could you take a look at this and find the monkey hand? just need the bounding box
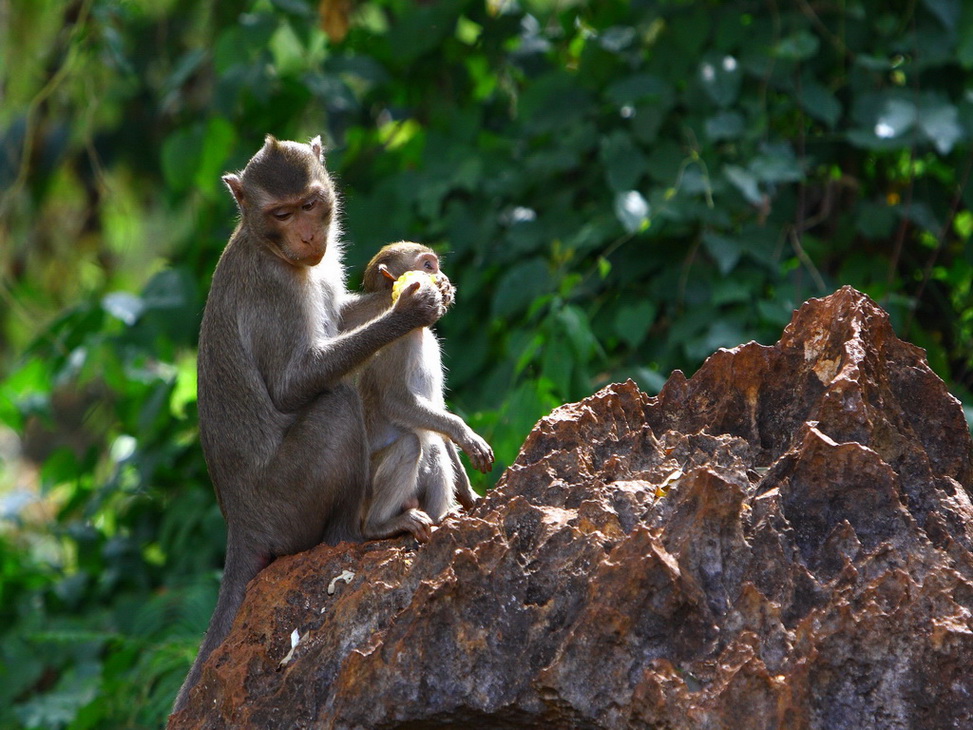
[434,272,456,310]
[461,431,495,473]
[391,278,445,328]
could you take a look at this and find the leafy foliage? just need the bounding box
[1,0,972,726]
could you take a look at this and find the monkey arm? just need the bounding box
[338,290,380,331]
[382,392,494,473]
[272,310,423,413]
[384,392,469,440]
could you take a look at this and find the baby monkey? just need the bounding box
[346,242,494,542]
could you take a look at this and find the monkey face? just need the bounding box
[261,183,335,266]
[225,135,337,267]
[364,242,449,294]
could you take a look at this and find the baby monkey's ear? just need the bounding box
[310,135,324,164]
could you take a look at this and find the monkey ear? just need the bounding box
[310,135,324,164]
[222,173,245,209]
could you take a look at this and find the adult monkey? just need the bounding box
[171,135,445,713]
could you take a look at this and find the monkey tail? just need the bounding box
[170,535,266,715]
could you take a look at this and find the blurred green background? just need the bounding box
[1,0,972,726]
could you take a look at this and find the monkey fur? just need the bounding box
[344,242,494,543]
[172,138,445,714]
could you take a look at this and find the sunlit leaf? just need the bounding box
[613,190,650,233]
[917,96,962,154]
[698,53,742,107]
[102,292,144,326]
[874,98,917,140]
[724,165,761,204]
[193,118,237,195]
[598,25,637,53]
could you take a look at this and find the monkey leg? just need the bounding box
[364,432,433,542]
[262,384,371,550]
[416,433,460,523]
[447,440,479,510]
[363,507,434,543]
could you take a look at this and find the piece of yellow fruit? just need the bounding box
[391,270,438,302]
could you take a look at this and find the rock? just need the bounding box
[168,286,973,729]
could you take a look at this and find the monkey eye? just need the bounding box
[272,210,292,221]
[423,260,434,270]
[302,200,316,212]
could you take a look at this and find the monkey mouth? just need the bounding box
[279,243,326,267]
[299,248,326,266]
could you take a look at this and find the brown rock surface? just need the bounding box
[169,286,973,729]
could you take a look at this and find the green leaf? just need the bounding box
[711,277,751,305]
[540,337,573,395]
[749,143,804,184]
[798,80,842,128]
[598,25,637,53]
[161,118,235,196]
[959,2,973,67]
[270,0,314,17]
[519,72,593,133]
[724,164,761,204]
[874,98,917,141]
[142,269,192,311]
[557,304,600,360]
[613,300,657,349]
[698,53,742,108]
[773,30,820,60]
[922,0,960,31]
[193,118,237,195]
[491,258,551,319]
[605,74,672,107]
[703,233,742,275]
[917,96,962,154]
[705,110,745,140]
[161,126,202,192]
[856,200,898,239]
[688,319,747,361]
[601,131,648,192]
